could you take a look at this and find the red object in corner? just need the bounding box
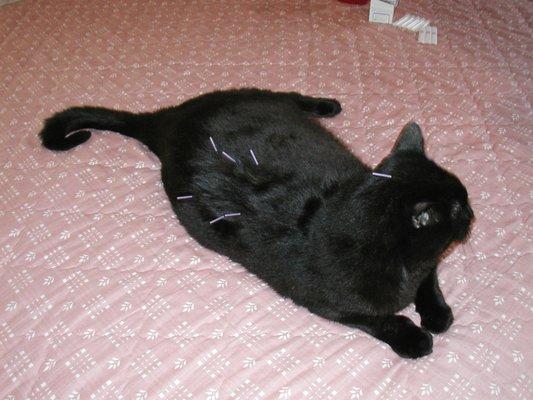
[338,0,370,4]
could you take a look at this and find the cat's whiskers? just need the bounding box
[176,195,193,200]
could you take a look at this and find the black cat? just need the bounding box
[40,88,474,358]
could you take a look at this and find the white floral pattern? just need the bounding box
[0,0,531,399]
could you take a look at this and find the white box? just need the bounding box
[418,26,438,45]
[393,14,430,31]
[369,0,397,24]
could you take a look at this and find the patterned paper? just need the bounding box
[0,0,532,399]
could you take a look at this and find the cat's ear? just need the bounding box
[392,122,425,155]
[411,201,440,229]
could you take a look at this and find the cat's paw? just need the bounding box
[420,305,454,334]
[388,318,433,359]
[316,99,342,117]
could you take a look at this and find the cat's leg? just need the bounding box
[278,92,342,118]
[415,269,453,333]
[310,307,432,358]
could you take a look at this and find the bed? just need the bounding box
[1,0,531,398]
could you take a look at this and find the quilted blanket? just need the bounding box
[1,0,531,399]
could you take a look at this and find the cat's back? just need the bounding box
[174,89,364,176]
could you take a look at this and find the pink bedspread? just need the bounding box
[1,0,531,398]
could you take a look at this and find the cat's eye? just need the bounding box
[412,211,430,229]
[412,203,440,229]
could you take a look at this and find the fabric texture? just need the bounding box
[0,1,22,7]
[0,0,531,399]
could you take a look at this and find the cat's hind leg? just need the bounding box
[278,92,342,118]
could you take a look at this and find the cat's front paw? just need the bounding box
[388,318,433,359]
[420,305,454,334]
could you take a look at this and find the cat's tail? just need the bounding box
[39,106,159,155]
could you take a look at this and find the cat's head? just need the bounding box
[373,122,474,259]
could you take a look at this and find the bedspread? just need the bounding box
[0,0,531,399]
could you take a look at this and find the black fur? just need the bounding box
[39,88,474,358]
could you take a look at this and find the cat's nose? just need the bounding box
[465,203,474,220]
[451,201,474,221]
